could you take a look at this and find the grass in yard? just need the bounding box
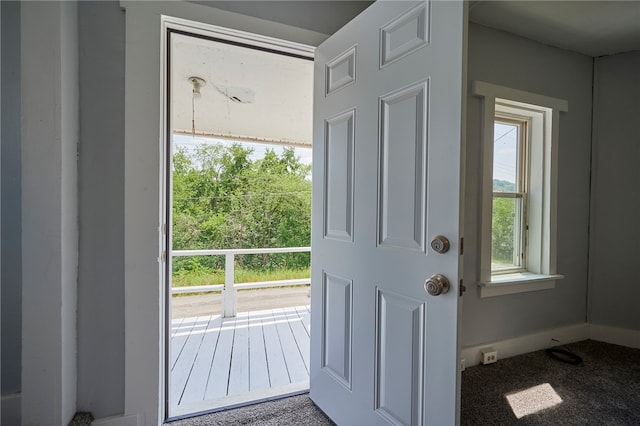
[172,267,311,288]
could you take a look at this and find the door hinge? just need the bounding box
[459,279,466,297]
[459,237,464,255]
[161,250,167,263]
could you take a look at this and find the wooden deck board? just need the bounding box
[296,305,311,335]
[204,317,235,400]
[171,317,199,368]
[273,308,308,383]
[284,307,311,372]
[180,315,222,404]
[171,305,310,414]
[248,311,270,392]
[170,316,208,404]
[227,312,250,396]
[262,310,291,387]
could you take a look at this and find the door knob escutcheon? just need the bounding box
[424,274,450,296]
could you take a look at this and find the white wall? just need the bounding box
[462,23,594,347]
[12,1,633,422]
[76,1,126,418]
[588,51,640,332]
[1,0,21,399]
[21,2,79,424]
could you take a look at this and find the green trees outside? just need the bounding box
[172,141,311,286]
[492,198,516,264]
[172,144,519,282]
[492,179,516,266]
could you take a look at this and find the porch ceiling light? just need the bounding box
[189,76,206,97]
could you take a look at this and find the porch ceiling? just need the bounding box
[171,32,314,146]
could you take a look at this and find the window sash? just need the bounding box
[491,116,528,274]
[491,194,527,274]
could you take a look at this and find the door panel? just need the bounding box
[324,110,356,241]
[378,81,428,251]
[375,289,425,425]
[379,2,430,67]
[311,1,465,425]
[321,272,353,388]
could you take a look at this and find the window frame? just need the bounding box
[473,81,567,298]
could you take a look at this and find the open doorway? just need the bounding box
[166,28,315,418]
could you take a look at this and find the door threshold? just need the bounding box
[167,380,310,422]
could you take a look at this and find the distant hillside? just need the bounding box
[493,179,516,192]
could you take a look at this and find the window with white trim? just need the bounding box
[473,82,567,298]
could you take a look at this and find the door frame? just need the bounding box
[163,19,314,421]
[121,1,324,423]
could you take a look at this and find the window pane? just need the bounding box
[493,122,519,192]
[492,197,519,269]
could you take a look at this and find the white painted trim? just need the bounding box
[461,323,640,368]
[121,2,327,424]
[162,16,316,59]
[472,81,568,112]
[473,81,568,297]
[479,273,563,298]
[1,393,21,425]
[91,413,141,426]
[21,3,79,424]
[461,323,590,367]
[590,324,640,349]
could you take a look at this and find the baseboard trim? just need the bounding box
[92,413,141,426]
[1,393,21,425]
[590,324,640,349]
[461,323,590,367]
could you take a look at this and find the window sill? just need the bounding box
[478,273,564,298]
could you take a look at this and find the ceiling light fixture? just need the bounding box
[188,77,206,136]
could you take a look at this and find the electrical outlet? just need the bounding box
[460,358,466,372]
[481,349,498,365]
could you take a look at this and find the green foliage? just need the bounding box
[172,142,311,280]
[492,197,515,265]
[172,266,311,288]
[492,177,519,266]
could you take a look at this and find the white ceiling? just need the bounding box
[171,33,314,145]
[193,1,374,35]
[469,1,640,57]
[173,1,638,146]
[197,1,640,57]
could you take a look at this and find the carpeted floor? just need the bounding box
[166,340,640,425]
[167,393,334,426]
[461,340,640,425]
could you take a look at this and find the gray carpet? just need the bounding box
[461,340,640,425]
[68,412,93,426]
[168,394,334,425]
[167,340,640,425]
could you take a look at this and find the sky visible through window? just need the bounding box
[493,122,518,185]
[173,134,313,171]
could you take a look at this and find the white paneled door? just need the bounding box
[310,1,465,425]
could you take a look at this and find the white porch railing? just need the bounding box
[171,247,311,317]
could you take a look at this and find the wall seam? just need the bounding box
[585,56,599,325]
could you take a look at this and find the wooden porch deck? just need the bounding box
[170,305,311,416]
